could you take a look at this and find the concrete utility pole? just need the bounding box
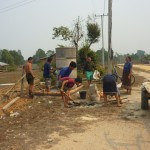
[108,0,113,73]
[95,14,107,67]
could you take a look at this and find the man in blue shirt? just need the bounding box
[43,57,53,93]
[57,61,77,88]
[103,74,121,107]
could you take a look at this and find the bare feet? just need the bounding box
[120,100,123,104]
[117,103,122,107]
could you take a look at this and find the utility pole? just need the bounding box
[95,14,107,67]
[108,0,113,73]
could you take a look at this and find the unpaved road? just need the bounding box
[47,86,150,150]
[0,65,150,150]
[38,67,150,150]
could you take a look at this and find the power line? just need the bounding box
[0,0,28,10]
[0,0,36,14]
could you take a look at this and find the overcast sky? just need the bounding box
[0,0,150,59]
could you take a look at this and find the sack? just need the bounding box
[93,70,100,80]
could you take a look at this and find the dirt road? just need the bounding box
[38,68,150,150]
[0,65,150,150]
[47,86,150,150]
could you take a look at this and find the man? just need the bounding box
[60,77,82,108]
[83,56,96,86]
[102,74,121,107]
[43,57,53,93]
[23,57,34,98]
[57,61,77,88]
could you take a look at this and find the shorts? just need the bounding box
[45,78,51,88]
[85,71,93,80]
[103,75,117,95]
[26,73,34,85]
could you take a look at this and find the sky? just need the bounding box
[0,0,150,59]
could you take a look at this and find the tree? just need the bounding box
[52,26,72,41]
[0,50,2,60]
[33,49,46,63]
[1,49,14,65]
[96,49,108,65]
[46,50,54,57]
[86,22,100,48]
[78,45,97,69]
[9,50,24,65]
[52,17,83,52]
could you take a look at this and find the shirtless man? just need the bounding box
[23,57,35,98]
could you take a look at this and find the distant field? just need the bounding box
[118,64,150,72]
[0,69,42,84]
[133,64,150,72]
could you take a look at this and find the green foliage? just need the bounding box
[96,49,108,65]
[51,74,56,86]
[52,26,72,41]
[52,20,100,51]
[77,70,84,79]
[7,64,17,72]
[1,49,14,65]
[87,51,97,63]
[0,49,24,66]
[96,65,107,76]
[78,45,90,68]
[87,23,100,48]
[33,49,46,63]
[38,61,44,71]
[78,45,97,70]
[46,50,54,57]
[9,50,24,65]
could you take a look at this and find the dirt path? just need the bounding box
[37,69,150,150]
[0,66,150,150]
[37,86,150,150]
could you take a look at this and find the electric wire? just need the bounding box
[0,0,36,14]
[0,0,29,10]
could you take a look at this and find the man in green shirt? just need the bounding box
[83,56,96,86]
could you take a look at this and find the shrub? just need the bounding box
[7,64,17,72]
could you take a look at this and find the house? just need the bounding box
[40,54,56,65]
[0,62,9,71]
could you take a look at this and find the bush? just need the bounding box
[77,70,84,79]
[7,64,17,72]
[51,74,56,86]
[96,65,107,76]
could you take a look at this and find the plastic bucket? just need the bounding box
[79,91,86,99]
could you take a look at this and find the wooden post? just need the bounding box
[20,68,25,96]
[108,0,113,74]
[5,74,26,95]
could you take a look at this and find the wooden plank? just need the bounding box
[34,85,84,96]
[70,85,84,94]
[5,74,26,95]
[34,91,61,96]
[0,83,15,86]
[2,97,20,111]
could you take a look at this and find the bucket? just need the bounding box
[79,91,86,99]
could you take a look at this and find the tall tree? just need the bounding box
[52,17,84,52]
[33,49,46,63]
[46,50,54,57]
[1,49,14,65]
[9,50,24,65]
[86,22,100,48]
[78,45,97,69]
